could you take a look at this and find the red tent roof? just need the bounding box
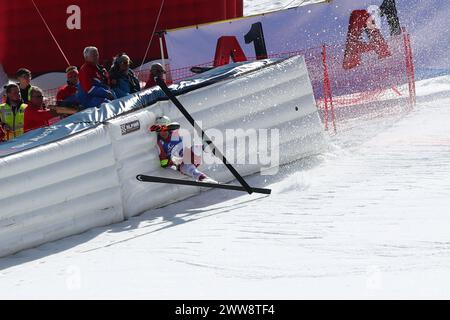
[0,0,243,75]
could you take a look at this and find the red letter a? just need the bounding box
[343,10,391,70]
[213,36,247,67]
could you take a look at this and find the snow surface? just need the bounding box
[1,74,450,299]
[2,0,450,300]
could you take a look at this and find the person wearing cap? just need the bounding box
[0,83,27,141]
[144,63,166,89]
[16,68,32,103]
[109,53,140,99]
[24,86,60,133]
[78,46,116,109]
[150,116,218,183]
[56,66,80,107]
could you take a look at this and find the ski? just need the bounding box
[136,174,271,195]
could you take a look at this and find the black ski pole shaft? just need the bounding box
[155,76,254,194]
[137,174,271,195]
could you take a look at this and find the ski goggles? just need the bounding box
[149,123,180,133]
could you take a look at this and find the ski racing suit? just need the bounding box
[156,131,204,181]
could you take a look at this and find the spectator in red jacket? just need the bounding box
[56,66,80,107]
[78,46,116,109]
[24,87,60,133]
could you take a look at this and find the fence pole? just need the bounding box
[407,33,416,105]
[322,45,329,131]
[322,45,336,133]
[402,28,414,109]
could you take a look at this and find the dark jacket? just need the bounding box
[109,67,140,99]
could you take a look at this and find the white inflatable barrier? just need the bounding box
[0,56,326,257]
[0,126,124,257]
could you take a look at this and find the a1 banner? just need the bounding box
[165,0,403,72]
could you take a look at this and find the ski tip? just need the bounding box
[136,175,143,181]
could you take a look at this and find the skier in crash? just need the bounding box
[151,115,217,184]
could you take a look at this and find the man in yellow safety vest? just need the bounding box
[0,83,28,141]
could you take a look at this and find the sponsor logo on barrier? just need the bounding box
[120,120,140,136]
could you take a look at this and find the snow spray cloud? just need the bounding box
[176,121,280,175]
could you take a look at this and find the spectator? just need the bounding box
[78,46,115,109]
[0,83,27,140]
[16,68,32,103]
[144,63,167,90]
[109,53,140,98]
[24,86,60,133]
[56,66,80,107]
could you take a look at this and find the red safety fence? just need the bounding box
[42,30,415,133]
[43,87,60,106]
[156,30,416,133]
[312,30,416,132]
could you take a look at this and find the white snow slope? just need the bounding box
[0,74,450,299]
[1,1,450,300]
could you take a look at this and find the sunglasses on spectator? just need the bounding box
[32,95,43,99]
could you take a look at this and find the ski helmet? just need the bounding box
[155,116,171,126]
[149,116,180,133]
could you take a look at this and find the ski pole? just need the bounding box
[154,74,254,195]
